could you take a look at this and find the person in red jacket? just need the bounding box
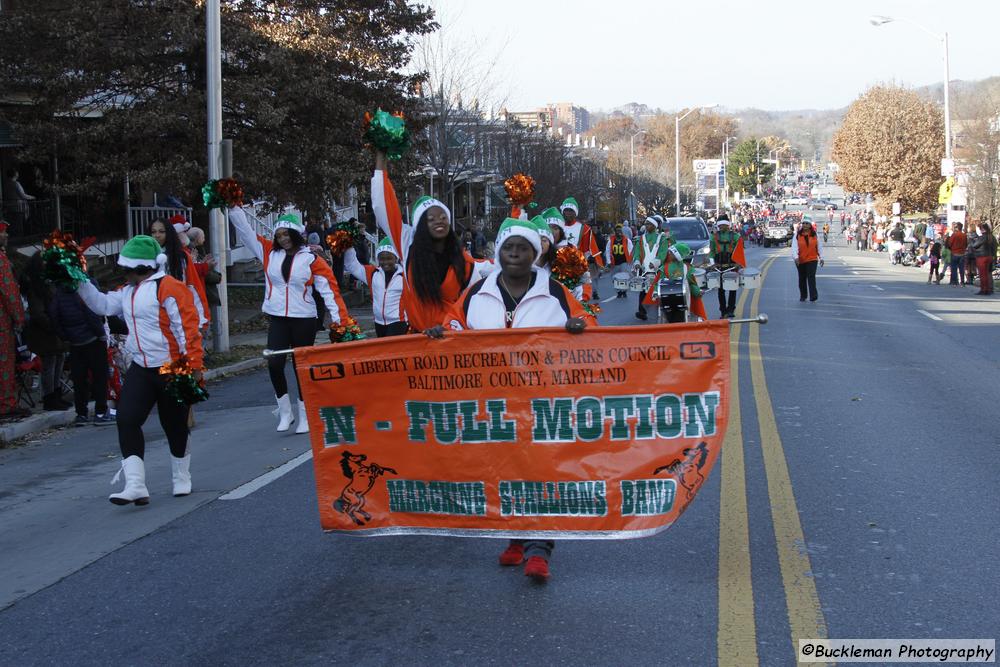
[77,235,204,506]
[0,220,26,420]
[945,222,968,286]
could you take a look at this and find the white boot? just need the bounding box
[295,399,309,434]
[109,455,150,506]
[171,454,192,496]
[275,394,294,432]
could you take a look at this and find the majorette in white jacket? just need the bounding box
[229,207,347,322]
[78,271,204,369]
[444,267,595,331]
[343,248,405,326]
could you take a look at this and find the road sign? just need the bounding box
[693,159,722,175]
[892,202,901,215]
[941,158,955,177]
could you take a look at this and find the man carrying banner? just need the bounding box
[426,217,595,581]
[710,215,746,319]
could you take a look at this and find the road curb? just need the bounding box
[0,356,268,444]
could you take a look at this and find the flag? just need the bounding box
[731,236,746,268]
[690,296,708,321]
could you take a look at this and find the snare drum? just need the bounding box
[722,271,740,291]
[692,268,707,290]
[613,272,631,291]
[740,267,762,289]
[706,270,721,290]
[656,278,685,298]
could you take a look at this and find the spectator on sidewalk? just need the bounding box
[49,277,112,425]
[0,220,27,420]
[186,227,221,308]
[972,222,996,295]
[2,168,35,234]
[928,240,942,284]
[945,222,968,286]
[20,253,70,411]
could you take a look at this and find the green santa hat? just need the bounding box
[669,242,692,262]
[541,206,564,230]
[530,215,553,243]
[495,217,541,258]
[118,235,167,270]
[274,213,305,235]
[560,197,579,216]
[375,236,399,259]
[411,195,451,229]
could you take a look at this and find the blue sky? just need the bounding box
[427,0,998,112]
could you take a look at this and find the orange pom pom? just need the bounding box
[504,173,536,207]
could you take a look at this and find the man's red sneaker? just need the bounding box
[524,555,550,581]
[498,543,524,566]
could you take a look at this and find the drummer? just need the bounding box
[633,217,669,321]
[710,215,741,318]
[604,223,634,298]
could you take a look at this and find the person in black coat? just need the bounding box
[48,278,112,424]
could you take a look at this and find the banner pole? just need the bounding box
[729,314,768,325]
[262,348,295,357]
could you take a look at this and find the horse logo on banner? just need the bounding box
[653,441,710,513]
[333,452,397,526]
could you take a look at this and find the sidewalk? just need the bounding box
[0,306,376,445]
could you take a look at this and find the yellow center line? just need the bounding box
[748,256,830,658]
[717,281,759,667]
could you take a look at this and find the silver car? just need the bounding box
[663,217,714,268]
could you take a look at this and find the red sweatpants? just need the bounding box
[976,256,994,294]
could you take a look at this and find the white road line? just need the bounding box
[851,270,860,275]
[219,450,313,500]
[871,285,884,291]
[917,309,943,321]
[601,295,618,303]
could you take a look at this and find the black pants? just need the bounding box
[69,339,108,417]
[267,315,317,398]
[717,287,737,315]
[797,261,818,301]
[637,290,647,315]
[117,365,190,459]
[375,321,409,338]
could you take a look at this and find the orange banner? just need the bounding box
[294,322,730,538]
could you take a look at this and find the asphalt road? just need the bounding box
[1,230,998,666]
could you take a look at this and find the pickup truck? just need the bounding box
[763,221,793,247]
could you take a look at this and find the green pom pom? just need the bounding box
[41,246,88,289]
[202,181,225,210]
[164,373,210,405]
[365,109,410,161]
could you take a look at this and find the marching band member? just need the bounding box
[710,215,742,318]
[371,150,490,332]
[229,206,349,434]
[343,237,407,337]
[604,223,634,298]
[148,217,210,329]
[425,217,595,581]
[559,197,603,299]
[77,236,204,505]
[633,217,669,320]
[661,242,706,323]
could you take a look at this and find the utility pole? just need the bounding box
[206,0,230,352]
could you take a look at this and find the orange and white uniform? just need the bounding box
[229,207,348,323]
[78,272,204,369]
[371,170,491,331]
[343,248,405,327]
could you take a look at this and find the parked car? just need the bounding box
[784,196,808,206]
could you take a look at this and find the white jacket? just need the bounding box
[343,248,404,326]
[230,207,345,322]
[444,267,590,331]
[78,272,204,369]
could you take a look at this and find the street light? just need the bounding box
[675,103,719,215]
[869,14,951,159]
[721,136,738,206]
[772,146,791,186]
[629,129,646,221]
